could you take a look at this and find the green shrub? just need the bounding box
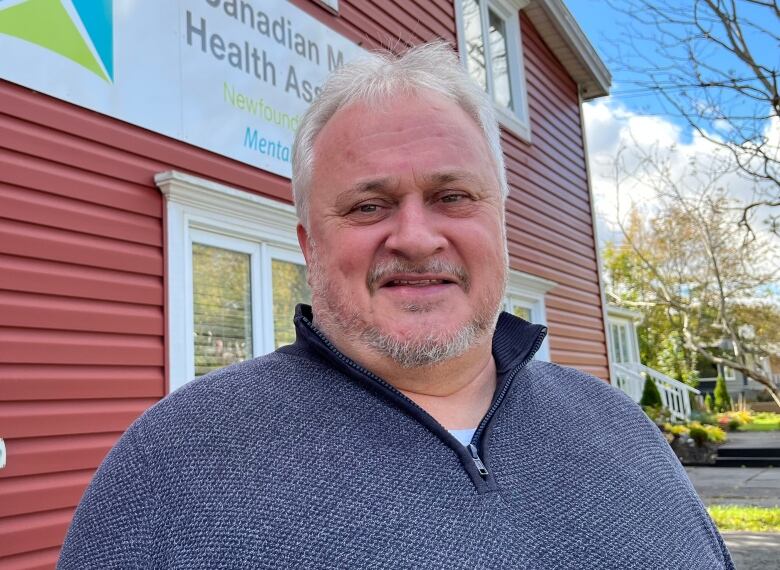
[713,376,732,412]
[688,425,708,446]
[640,378,663,408]
[704,393,713,413]
[663,423,689,436]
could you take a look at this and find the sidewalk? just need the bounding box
[685,465,779,569]
[721,532,780,569]
[719,431,780,450]
[685,466,780,507]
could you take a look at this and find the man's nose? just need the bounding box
[383,199,448,260]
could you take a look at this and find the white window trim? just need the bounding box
[454,0,532,142]
[505,269,555,361]
[607,317,640,365]
[156,171,302,393]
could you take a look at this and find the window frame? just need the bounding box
[189,229,262,379]
[504,269,555,361]
[607,318,639,365]
[722,364,736,382]
[157,171,304,392]
[454,0,532,142]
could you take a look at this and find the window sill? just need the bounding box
[495,104,532,143]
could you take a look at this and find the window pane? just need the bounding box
[611,324,624,363]
[192,243,253,377]
[512,304,532,321]
[272,259,312,348]
[488,10,512,110]
[463,0,487,91]
[619,325,630,363]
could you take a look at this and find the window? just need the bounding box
[456,0,531,140]
[504,269,555,361]
[607,319,639,364]
[157,171,310,391]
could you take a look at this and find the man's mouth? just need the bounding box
[367,260,470,293]
[383,278,455,287]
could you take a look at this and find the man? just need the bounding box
[59,42,733,569]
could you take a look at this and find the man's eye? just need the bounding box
[357,204,380,213]
[440,193,466,203]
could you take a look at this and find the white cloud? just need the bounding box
[583,98,776,247]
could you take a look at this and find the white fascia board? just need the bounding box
[507,269,557,296]
[525,0,611,100]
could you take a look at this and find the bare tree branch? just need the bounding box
[605,0,780,233]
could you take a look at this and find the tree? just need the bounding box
[640,377,664,408]
[607,0,780,235]
[604,239,701,386]
[714,375,733,411]
[604,139,780,406]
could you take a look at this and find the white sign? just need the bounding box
[0,0,363,179]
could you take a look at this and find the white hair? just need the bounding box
[291,41,508,228]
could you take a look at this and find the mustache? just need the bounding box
[366,258,470,292]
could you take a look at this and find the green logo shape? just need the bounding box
[0,0,113,82]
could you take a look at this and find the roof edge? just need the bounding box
[524,0,611,100]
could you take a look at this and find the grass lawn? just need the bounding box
[708,506,780,532]
[737,412,780,432]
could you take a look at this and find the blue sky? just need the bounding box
[567,0,778,139]
[564,0,779,248]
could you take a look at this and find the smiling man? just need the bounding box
[59,43,733,569]
[298,86,509,433]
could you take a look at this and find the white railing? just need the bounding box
[612,362,701,422]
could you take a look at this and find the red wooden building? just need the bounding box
[0,0,610,566]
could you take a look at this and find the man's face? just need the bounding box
[299,89,507,367]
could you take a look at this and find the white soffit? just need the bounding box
[607,304,643,322]
[523,0,611,100]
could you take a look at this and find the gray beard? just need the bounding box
[307,248,505,368]
[355,317,491,368]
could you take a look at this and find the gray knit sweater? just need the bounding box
[59,306,733,569]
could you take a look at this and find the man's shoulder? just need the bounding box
[129,350,343,445]
[513,360,653,432]
[520,359,630,403]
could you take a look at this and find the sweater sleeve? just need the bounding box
[58,424,157,569]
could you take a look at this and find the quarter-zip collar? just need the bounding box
[280,304,547,493]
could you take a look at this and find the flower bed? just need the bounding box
[661,422,727,465]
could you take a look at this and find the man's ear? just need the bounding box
[297,223,310,263]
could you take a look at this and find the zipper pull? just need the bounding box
[467,443,489,478]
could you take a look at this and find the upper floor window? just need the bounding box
[456,0,531,140]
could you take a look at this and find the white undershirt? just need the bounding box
[448,428,477,447]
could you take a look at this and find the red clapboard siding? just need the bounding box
[0,182,162,246]
[0,547,61,570]
[0,365,164,401]
[0,254,163,306]
[0,470,94,518]
[0,218,163,275]
[0,508,74,559]
[0,3,608,566]
[0,433,123,479]
[0,290,163,335]
[503,13,608,375]
[0,399,157,439]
